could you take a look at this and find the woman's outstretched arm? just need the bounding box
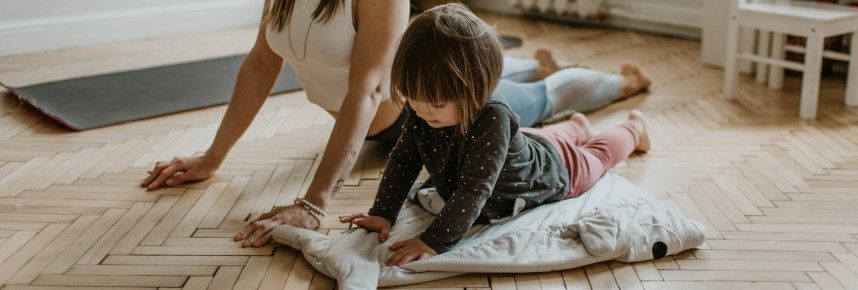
[301,0,410,209]
[141,4,284,191]
[235,0,410,247]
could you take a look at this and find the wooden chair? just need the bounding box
[723,0,858,119]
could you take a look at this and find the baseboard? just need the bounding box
[607,0,701,29]
[0,0,264,57]
[467,0,701,39]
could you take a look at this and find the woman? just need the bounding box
[139,0,650,248]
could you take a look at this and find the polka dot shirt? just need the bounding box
[368,96,569,253]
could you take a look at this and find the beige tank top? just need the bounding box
[266,0,389,111]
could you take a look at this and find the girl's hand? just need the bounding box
[386,238,437,266]
[339,213,391,243]
[141,156,218,191]
[234,204,320,247]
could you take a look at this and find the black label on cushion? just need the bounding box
[652,242,668,259]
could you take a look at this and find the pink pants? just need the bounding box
[521,121,639,198]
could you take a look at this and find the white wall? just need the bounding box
[0,0,265,56]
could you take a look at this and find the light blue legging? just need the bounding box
[499,57,624,127]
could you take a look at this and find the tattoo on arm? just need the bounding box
[332,179,345,195]
[331,145,359,194]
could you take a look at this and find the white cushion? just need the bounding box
[272,172,705,289]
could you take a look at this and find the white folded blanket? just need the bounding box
[272,172,705,289]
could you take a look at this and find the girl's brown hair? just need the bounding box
[263,0,344,32]
[391,3,504,134]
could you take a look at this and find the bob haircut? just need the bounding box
[391,3,504,134]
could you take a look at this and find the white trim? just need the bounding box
[0,0,264,57]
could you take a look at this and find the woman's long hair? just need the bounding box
[263,0,345,31]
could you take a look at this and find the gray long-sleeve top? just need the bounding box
[368,95,570,253]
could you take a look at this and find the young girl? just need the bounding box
[339,4,650,267]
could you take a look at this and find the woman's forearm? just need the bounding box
[301,90,383,208]
[206,50,283,165]
[301,0,409,209]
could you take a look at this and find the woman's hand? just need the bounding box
[386,238,436,266]
[140,156,218,191]
[339,213,391,243]
[234,204,320,247]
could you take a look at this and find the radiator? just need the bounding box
[508,0,607,18]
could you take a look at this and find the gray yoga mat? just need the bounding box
[0,55,302,130]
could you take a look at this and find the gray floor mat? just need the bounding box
[1,55,302,130]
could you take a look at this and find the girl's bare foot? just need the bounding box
[626,110,650,153]
[619,62,652,98]
[535,49,562,80]
[570,113,597,142]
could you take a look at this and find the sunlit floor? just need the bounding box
[1,12,858,290]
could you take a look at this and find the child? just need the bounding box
[339,3,650,267]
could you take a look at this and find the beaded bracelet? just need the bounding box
[294,198,327,225]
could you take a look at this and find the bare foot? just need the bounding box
[570,113,597,142]
[626,110,650,153]
[619,62,652,98]
[535,49,562,80]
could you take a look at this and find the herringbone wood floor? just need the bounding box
[1,12,858,290]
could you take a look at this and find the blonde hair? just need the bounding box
[263,0,344,32]
[391,3,504,134]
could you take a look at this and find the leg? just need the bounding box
[544,67,625,114]
[756,30,770,84]
[619,63,652,97]
[800,34,823,119]
[497,79,553,127]
[723,13,741,100]
[501,56,539,83]
[521,113,595,146]
[571,111,648,196]
[740,27,755,74]
[502,65,649,126]
[847,32,858,107]
[523,111,648,198]
[768,32,785,89]
[501,49,564,82]
[535,49,561,80]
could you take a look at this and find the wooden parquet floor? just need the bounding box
[1,12,858,290]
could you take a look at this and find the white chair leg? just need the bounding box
[800,34,824,119]
[756,30,771,84]
[768,32,785,89]
[847,33,858,107]
[724,14,741,100]
[740,28,755,74]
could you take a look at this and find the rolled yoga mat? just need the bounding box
[0,55,302,131]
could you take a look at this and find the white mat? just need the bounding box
[272,172,705,289]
